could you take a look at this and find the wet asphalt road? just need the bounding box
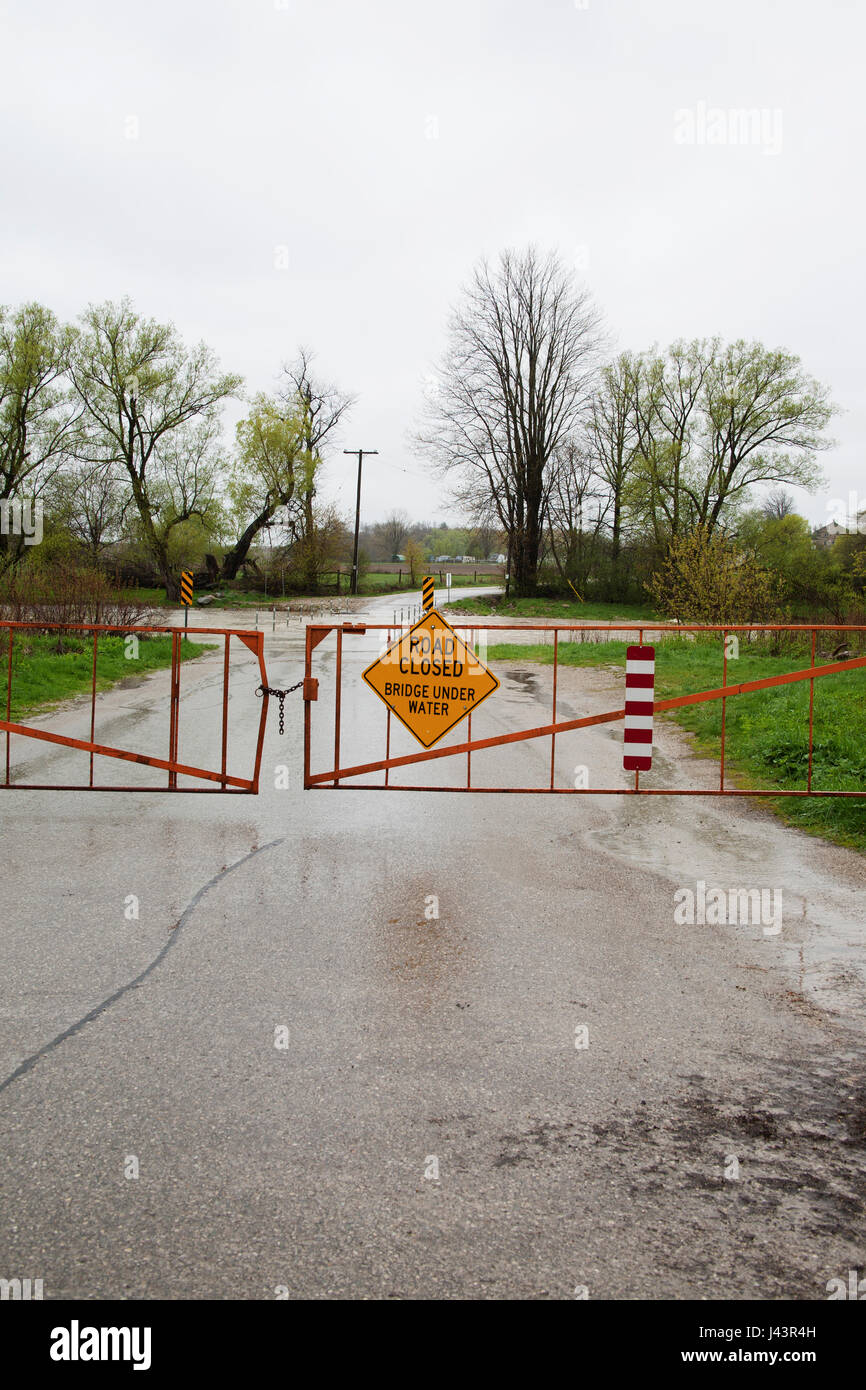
[1,587,865,1299]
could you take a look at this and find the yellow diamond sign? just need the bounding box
[362,608,499,749]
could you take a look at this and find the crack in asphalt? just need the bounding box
[0,838,285,1098]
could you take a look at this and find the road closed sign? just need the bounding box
[362,609,499,748]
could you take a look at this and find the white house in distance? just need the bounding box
[811,521,848,549]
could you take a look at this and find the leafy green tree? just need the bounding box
[699,341,834,530]
[69,298,240,599]
[625,340,712,547]
[738,508,853,620]
[222,392,312,582]
[0,302,79,571]
[163,514,222,575]
[423,526,471,558]
[626,340,834,548]
[830,519,866,602]
[404,536,426,585]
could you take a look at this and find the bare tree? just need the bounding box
[278,349,354,588]
[761,487,796,520]
[373,509,410,559]
[469,516,504,561]
[416,247,604,595]
[586,351,643,587]
[547,441,608,592]
[279,501,350,592]
[47,462,131,559]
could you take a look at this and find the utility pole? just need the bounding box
[344,448,378,596]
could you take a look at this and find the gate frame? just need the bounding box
[1,619,270,793]
[302,621,866,797]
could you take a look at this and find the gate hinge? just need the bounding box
[303,677,319,701]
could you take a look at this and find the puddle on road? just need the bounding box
[506,669,538,688]
[503,669,542,705]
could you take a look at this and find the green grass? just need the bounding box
[125,585,273,609]
[123,586,174,606]
[448,595,655,621]
[125,573,497,607]
[0,633,211,721]
[486,635,866,852]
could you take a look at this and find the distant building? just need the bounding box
[434,554,453,562]
[812,521,848,549]
[458,554,475,563]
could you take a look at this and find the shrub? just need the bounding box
[647,528,784,625]
[0,560,156,630]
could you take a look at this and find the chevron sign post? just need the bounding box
[623,644,655,773]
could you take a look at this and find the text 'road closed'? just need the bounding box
[362,609,499,748]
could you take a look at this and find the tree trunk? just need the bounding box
[513,492,543,595]
[220,506,275,582]
[301,488,317,592]
[610,495,623,598]
[152,542,179,601]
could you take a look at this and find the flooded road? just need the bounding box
[1,590,865,1298]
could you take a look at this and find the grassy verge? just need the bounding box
[448,595,655,621]
[0,633,212,721]
[125,573,500,608]
[486,635,866,853]
[125,586,280,609]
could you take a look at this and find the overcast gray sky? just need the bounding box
[2,0,863,528]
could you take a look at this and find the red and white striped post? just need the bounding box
[623,644,655,772]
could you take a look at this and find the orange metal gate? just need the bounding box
[302,621,866,797]
[1,620,270,793]
[5,617,864,798]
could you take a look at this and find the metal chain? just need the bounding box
[256,681,303,736]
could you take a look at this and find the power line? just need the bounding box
[377,459,428,480]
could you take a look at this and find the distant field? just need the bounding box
[448,595,655,621]
[486,635,866,853]
[359,571,494,593]
[0,633,211,721]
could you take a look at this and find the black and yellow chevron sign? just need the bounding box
[422,575,435,612]
[180,570,194,607]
